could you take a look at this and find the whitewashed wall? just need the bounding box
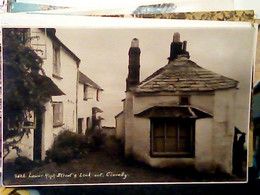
[31,29,79,159]
[115,112,124,141]
[213,88,237,174]
[129,94,214,169]
[195,118,214,172]
[190,94,214,114]
[124,90,237,173]
[124,92,134,157]
[78,83,102,133]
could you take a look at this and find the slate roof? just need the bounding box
[79,71,103,91]
[134,57,238,93]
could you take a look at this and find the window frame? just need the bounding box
[83,84,88,101]
[150,118,195,158]
[52,43,62,79]
[83,84,94,101]
[52,102,64,127]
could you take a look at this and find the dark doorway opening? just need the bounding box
[34,111,42,161]
[78,118,83,134]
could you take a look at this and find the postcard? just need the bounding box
[1,21,256,186]
[251,23,260,179]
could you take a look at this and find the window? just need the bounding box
[83,84,93,100]
[83,85,88,100]
[151,118,194,157]
[180,96,190,105]
[53,44,61,78]
[53,102,63,127]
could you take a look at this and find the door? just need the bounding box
[78,118,83,134]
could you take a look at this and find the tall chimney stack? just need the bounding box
[168,32,189,63]
[126,38,141,91]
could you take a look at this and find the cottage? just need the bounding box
[116,33,239,174]
[39,28,81,160]
[78,71,103,134]
[4,28,80,161]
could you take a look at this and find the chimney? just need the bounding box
[126,38,141,91]
[168,32,189,62]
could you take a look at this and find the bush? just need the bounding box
[87,130,106,151]
[14,156,37,172]
[46,130,106,164]
[45,130,89,164]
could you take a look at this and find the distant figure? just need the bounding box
[97,116,104,130]
[92,116,103,131]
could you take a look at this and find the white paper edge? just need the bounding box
[0,13,252,29]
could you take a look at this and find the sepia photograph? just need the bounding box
[2,26,255,186]
[250,23,260,180]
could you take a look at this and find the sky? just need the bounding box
[55,27,255,131]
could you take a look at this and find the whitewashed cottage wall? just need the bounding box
[38,30,78,158]
[78,83,102,133]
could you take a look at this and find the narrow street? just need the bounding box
[4,135,244,186]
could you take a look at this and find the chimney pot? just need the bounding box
[131,38,139,47]
[173,32,180,42]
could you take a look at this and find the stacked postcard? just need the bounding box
[0,0,259,189]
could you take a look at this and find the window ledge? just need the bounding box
[53,123,64,128]
[52,74,63,80]
[151,152,194,158]
[83,98,94,101]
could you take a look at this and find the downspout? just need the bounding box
[76,61,80,133]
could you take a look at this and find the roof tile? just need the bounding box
[135,57,238,93]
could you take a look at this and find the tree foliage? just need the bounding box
[3,28,53,138]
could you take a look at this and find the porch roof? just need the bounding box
[134,105,212,119]
[36,75,65,96]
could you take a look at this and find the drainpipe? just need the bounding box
[76,62,80,133]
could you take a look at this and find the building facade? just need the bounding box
[116,33,239,174]
[4,28,102,161]
[78,71,103,134]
